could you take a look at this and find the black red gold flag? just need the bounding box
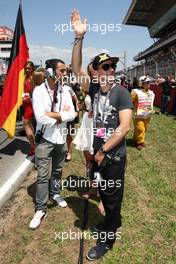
[0,4,29,138]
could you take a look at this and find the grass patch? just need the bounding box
[0,113,175,264]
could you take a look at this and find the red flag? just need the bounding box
[0,4,29,138]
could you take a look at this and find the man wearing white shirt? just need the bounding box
[29,59,75,229]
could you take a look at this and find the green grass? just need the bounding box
[0,112,175,264]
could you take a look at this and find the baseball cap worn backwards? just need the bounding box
[92,53,119,70]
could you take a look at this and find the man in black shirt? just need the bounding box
[71,9,133,261]
[160,77,172,114]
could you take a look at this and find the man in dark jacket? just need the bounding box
[160,77,172,114]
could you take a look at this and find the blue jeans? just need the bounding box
[161,95,170,114]
[35,139,67,211]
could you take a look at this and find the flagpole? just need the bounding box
[19,0,24,25]
[20,0,23,10]
[20,0,23,14]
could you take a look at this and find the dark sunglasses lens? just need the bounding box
[102,63,116,71]
[111,63,116,70]
[102,64,111,71]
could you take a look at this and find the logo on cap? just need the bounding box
[99,54,110,62]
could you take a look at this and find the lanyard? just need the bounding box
[44,80,62,111]
[95,83,115,125]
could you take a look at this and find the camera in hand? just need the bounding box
[72,82,85,103]
[77,91,85,103]
[99,153,112,170]
[35,129,44,144]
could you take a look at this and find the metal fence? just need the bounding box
[127,45,176,80]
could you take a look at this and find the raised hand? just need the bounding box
[70,9,87,38]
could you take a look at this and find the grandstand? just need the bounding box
[123,0,176,79]
[0,26,13,76]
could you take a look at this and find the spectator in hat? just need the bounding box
[71,9,133,261]
[131,75,155,150]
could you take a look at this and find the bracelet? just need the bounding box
[75,36,84,40]
[71,36,84,45]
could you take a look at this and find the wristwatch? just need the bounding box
[99,145,106,154]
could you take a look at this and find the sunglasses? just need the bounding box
[99,63,116,71]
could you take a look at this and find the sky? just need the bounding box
[0,0,154,70]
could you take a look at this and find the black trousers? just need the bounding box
[92,156,126,243]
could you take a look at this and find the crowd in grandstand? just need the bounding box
[127,44,176,81]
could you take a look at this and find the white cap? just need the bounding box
[139,75,150,82]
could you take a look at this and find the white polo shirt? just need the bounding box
[32,80,76,144]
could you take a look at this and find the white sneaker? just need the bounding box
[29,210,47,230]
[52,194,67,208]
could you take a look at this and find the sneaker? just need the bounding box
[29,210,47,230]
[136,144,144,151]
[86,241,112,261]
[95,223,121,233]
[51,194,67,208]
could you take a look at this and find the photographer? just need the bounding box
[29,59,75,230]
[71,10,133,261]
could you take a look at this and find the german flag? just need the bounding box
[0,4,29,138]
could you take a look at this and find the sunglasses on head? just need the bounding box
[99,63,116,71]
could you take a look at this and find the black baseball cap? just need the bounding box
[92,53,119,70]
